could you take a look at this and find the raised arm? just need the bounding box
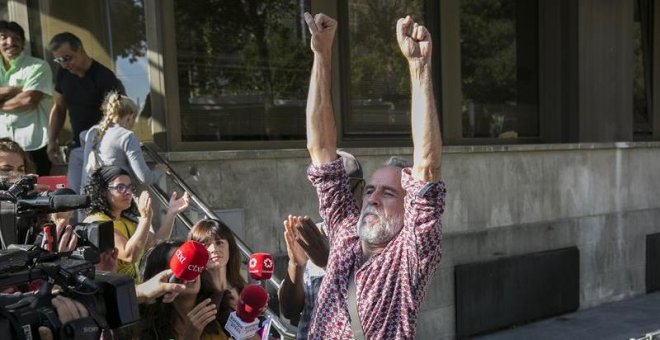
[396,16,442,182]
[304,12,338,166]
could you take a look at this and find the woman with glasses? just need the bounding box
[83,165,189,281]
[80,91,168,193]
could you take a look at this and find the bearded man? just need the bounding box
[303,12,447,340]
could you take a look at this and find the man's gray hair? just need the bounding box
[384,156,412,169]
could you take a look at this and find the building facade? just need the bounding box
[4,0,660,338]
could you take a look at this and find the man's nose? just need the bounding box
[367,191,381,207]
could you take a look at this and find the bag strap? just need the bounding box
[347,270,365,340]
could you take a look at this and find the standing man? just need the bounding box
[0,21,53,176]
[304,12,446,339]
[47,32,124,193]
[278,151,364,340]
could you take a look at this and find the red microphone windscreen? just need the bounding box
[248,253,274,281]
[236,284,268,322]
[169,240,209,281]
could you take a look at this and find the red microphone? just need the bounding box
[168,240,209,283]
[225,284,268,339]
[248,252,274,281]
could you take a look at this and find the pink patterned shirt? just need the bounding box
[307,158,446,339]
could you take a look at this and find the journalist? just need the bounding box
[82,165,190,281]
[188,219,246,310]
[0,137,34,181]
[139,240,228,340]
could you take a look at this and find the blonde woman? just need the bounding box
[80,91,167,192]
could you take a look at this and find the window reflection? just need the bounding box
[633,0,652,137]
[344,0,425,136]
[461,0,539,138]
[174,0,311,142]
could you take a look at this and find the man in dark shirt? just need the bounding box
[46,32,124,194]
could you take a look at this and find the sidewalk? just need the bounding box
[476,292,660,340]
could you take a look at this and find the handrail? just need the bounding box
[141,144,297,339]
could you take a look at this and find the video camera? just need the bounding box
[0,175,90,248]
[0,175,141,339]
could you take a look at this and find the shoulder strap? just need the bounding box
[347,271,365,340]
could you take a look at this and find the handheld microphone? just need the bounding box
[225,284,269,340]
[248,252,274,281]
[168,240,209,283]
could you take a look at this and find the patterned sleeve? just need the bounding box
[401,168,447,286]
[307,157,360,244]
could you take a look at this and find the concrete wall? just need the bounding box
[164,142,660,339]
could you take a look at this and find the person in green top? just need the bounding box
[82,165,190,281]
[0,20,53,176]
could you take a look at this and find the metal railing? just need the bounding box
[141,144,297,339]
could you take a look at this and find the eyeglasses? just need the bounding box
[53,55,73,64]
[107,183,136,195]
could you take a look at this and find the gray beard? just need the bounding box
[357,205,403,245]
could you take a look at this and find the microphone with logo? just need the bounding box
[248,252,274,283]
[225,283,269,340]
[168,240,209,283]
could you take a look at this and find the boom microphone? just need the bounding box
[225,284,269,340]
[168,240,209,283]
[248,252,274,281]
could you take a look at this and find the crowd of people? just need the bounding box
[0,11,446,340]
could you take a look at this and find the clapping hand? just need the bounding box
[295,216,330,268]
[167,191,190,215]
[136,190,153,220]
[283,215,308,267]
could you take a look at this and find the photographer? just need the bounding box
[82,166,189,281]
[37,296,89,340]
[0,137,34,182]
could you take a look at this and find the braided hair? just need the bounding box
[94,91,139,146]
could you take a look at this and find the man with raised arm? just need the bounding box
[303,12,446,340]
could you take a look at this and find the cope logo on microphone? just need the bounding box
[264,258,273,270]
[249,258,257,269]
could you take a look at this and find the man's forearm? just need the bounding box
[278,263,305,318]
[306,53,337,166]
[48,106,66,144]
[410,62,442,182]
[0,91,42,113]
[0,86,21,101]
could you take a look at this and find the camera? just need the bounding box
[0,176,140,339]
[0,176,90,248]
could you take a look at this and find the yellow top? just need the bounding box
[83,212,140,281]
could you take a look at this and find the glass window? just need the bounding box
[343,0,425,136]
[105,0,152,141]
[633,0,652,137]
[460,0,539,138]
[174,1,311,142]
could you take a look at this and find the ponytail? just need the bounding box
[94,92,138,147]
